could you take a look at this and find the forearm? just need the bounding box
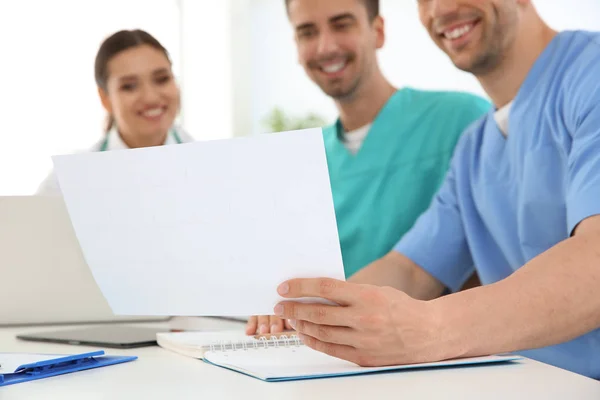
[350,251,445,300]
[433,232,600,360]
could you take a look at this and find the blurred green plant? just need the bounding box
[262,107,328,133]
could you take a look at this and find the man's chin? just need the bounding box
[447,49,500,75]
[440,51,476,74]
[321,85,354,101]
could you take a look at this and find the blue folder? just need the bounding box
[0,350,137,387]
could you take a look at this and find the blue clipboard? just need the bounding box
[0,350,137,387]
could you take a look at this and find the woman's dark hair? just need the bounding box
[94,29,171,133]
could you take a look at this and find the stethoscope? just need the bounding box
[99,130,183,152]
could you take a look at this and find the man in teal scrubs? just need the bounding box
[246,0,489,335]
[287,0,490,278]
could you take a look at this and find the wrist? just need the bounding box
[428,297,472,361]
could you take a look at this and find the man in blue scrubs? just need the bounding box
[272,0,600,379]
[246,0,490,336]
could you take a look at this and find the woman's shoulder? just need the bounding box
[36,170,61,195]
[35,138,104,195]
[173,125,194,143]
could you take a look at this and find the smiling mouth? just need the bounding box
[314,55,352,77]
[321,61,347,74]
[139,107,166,119]
[439,20,480,41]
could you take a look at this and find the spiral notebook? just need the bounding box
[157,331,521,382]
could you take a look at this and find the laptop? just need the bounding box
[0,195,169,326]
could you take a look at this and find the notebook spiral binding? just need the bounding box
[208,334,303,352]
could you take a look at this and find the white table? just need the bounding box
[1,320,599,399]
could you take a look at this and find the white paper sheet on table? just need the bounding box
[52,129,345,316]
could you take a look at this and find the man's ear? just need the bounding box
[373,15,385,49]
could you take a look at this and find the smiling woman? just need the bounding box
[36,29,194,195]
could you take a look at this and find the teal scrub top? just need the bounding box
[323,87,491,277]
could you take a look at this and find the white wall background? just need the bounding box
[0,0,180,195]
[247,0,600,135]
[179,0,234,142]
[0,0,233,195]
[1,0,600,194]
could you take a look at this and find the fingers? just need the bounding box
[297,333,361,365]
[269,315,285,333]
[245,316,258,335]
[274,301,356,328]
[284,319,293,331]
[257,315,271,334]
[278,278,357,305]
[293,319,355,346]
[246,316,289,335]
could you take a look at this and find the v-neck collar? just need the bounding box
[490,32,563,143]
[332,89,406,159]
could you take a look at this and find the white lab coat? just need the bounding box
[36,125,194,195]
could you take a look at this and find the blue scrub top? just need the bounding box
[396,31,600,379]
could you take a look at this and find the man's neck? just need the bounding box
[477,18,557,108]
[336,71,396,132]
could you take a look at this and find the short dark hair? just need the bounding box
[285,0,379,21]
[94,29,171,132]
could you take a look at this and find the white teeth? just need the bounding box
[322,62,346,73]
[142,108,164,117]
[444,24,473,40]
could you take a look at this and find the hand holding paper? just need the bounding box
[273,277,450,367]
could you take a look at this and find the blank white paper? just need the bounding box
[52,129,344,316]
